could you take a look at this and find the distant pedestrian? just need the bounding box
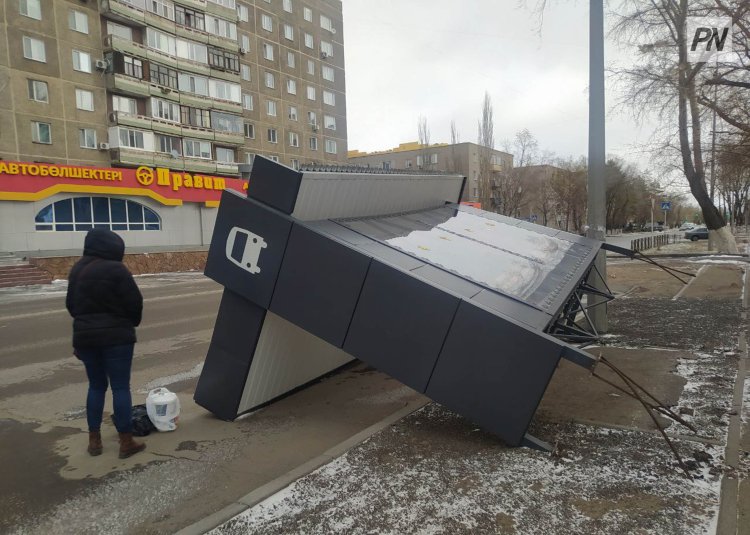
[66,228,145,459]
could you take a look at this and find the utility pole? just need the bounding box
[586,0,608,333]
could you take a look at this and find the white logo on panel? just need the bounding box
[226,226,267,274]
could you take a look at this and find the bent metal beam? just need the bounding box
[194,156,600,449]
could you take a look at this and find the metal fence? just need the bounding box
[630,233,679,252]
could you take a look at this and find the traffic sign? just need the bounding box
[660,201,671,211]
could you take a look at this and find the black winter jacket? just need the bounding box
[66,229,143,349]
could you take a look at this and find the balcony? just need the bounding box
[203,0,237,21]
[176,25,210,45]
[150,117,184,137]
[149,84,180,103]
[105,35,213,79]
[106,73,151,98]
[181,123,215,141]
[216,162,239,175]
[144,10,178,34]
[102,0,147,26]
[109,111,152,131]
[153,154,186,170]
[208,34,239,53]
[184,158,218,174]
[210,98,242,114]
[214,130,244,145]
[209,68,241,83]
[111,147,156,167]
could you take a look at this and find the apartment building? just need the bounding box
[0,0,346,251]
[348,142,513,203]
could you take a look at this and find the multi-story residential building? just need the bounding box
[348,142,513,203]
[0,0,346,252]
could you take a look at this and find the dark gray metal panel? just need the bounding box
[425,300,564,446]
[204,190,293,309]
[410,264,484,300]
[247,155,303,214]
[193,289,266,421]
[470,289,552,331]
[304,220,374,246]
[355,241,425,271]
[343,260,460,393]
[270,223,372,348]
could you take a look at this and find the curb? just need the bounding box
[175,397,429,535]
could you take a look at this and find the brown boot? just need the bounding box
[87,431,103,456]
[118,432,146,459]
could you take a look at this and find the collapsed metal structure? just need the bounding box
[195,157,615,449]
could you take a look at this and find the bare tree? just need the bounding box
[514,128,539,167]
[611,0,745,252]
[477,92,495,210]
[417,115,431,170]
[449,120,461,173]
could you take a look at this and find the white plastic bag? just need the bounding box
[146,387,181,432]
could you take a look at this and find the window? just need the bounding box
[288,106,298,120]
[304,33,313,49]
[306,86,315,101]
[323,90,335,106]
[244,122,255,138]
[287,51,296,68]
[321,41,333,57]
[147,0,175,21]
[245,152,255,164]
[307,59,315,75]
[322,65,334,82]
[75,89,94,111]
[405,159,412,168]
[309,136,317,150]
[241,64,251,81]
[268,155,279,162]
[183,138,212,159]
[283,0,292,12]
[289,132,299,147]
[209,79,241,102]
[69,10,89,34]
[107,22,133,41]
[237,4,249,22]
[35,198,161,232]
[286,78,296,94]
[242,93,253,110]
[178,73,209,95]
[211,111,243,133]
[205,14,237,39]
[31,121,51,144]
[241,35,250,52]
[79,128,97,149]
[176,39,208,64]
[209,48,240,72]
[267,128,277,143]
[150,64,178,88]
[290,158,299,170]
[323,115,336,130]
[146,28,176,56]
[23,36,46,63]
[155,134,181,155]
[303,6,312,21]
[176,5,205,30]
[181,106,211,128]
[265,71,275,88]
[112,95,137,114]
[72,50,91,72]
[262,43,274,61]
[20,0,41,20]
[307,110,317,126]
[118,128,145,149]
[320,15,333,32]
[216,147,235,163]
[417,155,423,167]
[431,153,438,164]
[27,80,48,103]
[261,14,273,32]
[151,97,180,122]
[123,56,143,79]
[284,24,294,40]
[266,100,277,116]
[325,139,337,154]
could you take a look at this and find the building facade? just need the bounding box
[0,0,346,252]
[348,142,513,203]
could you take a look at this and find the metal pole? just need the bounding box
[586,0,607,333]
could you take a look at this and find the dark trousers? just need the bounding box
[77,344,135,433]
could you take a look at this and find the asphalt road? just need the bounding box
[0,272,422,534]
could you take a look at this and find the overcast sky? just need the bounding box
[341,0,657,169]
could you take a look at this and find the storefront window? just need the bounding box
[35,197,161,231]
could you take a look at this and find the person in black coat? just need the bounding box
[66,228,146,459]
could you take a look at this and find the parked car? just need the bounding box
[642,223,665,232]
[684,226,709,241]
[678,222,696,231]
